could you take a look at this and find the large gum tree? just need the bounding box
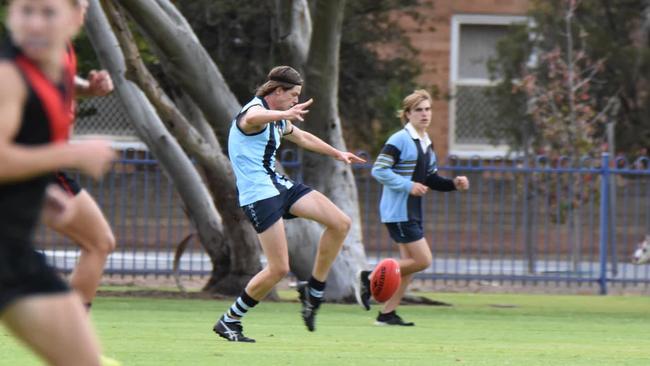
[86,0,366,300]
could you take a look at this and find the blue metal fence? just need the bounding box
[37,150,650,293]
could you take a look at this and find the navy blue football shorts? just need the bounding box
[385,220,424,243]
[242,183,313,233]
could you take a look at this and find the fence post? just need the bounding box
[598,152,610,295]
[522,157,536,274]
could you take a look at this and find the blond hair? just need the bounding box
[255,66,303,97]
[398,89,432,124]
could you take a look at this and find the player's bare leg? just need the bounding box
[214,219,289,342]
[289,191,351,281]
[289,190,351,331]
[377,239,431,326]
[2,293,101,366]
[45,190,116,307]
[246,219,290,300]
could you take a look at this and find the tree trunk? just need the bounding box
[273,0,312,70]
[116,0,354,297]
[113,0,324,293]
[86,0,228,277]
[301,0,367,300]
[101,0,264,294]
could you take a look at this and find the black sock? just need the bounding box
[307,277,326,309]
[224,290,259,323]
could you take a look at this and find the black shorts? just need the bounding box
[0,240,69,314]
[385,220,424,243]
[242,183,313,233]
[54,171,82,196]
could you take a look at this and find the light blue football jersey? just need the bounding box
[228,97,293,206]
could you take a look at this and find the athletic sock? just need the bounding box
[307,277,326,309]
[223,290,259,323]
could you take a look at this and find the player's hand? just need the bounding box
[284,98,313,122]
[454,176,469,191]
[335,151,366,164]
[72,140,116,179]
[410,182,429,196]
[87,70,114,96]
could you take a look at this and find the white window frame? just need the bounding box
[449,14,528,158]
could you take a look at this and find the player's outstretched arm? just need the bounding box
[243,98,314,130]
[283,122,365,164]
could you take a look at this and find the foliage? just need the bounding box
[72,31,102,75]
[488,0,650,157]
[174,0,276,101]
[485,24,534,151]
[0,5,6,36]
[339,0,424,153]
[490,0,624,223]
[176,0,424,154]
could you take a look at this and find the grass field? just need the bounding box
[1,291,650,366]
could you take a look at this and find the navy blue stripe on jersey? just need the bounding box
[406,139,430,221]
[380,144,401,164]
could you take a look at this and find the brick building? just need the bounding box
[403,0,529,158]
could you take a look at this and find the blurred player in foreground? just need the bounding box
[0,1,115,364]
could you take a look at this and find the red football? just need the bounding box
[370,258,401,302]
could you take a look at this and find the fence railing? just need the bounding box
[37,150,650,294]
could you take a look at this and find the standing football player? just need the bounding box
[357,89,469,326]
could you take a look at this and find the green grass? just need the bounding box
[2,292,650,366]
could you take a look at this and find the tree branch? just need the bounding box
[90,0,226,260]
[587,90,621,125]
[116,0,240,144]
[105,0,214,162]
[572,60,604,92]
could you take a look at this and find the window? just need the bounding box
[449,15,527,157]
